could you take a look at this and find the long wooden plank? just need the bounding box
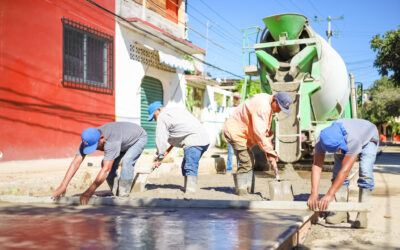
[0,195,371,212]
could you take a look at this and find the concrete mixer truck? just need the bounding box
[241,13,357,163]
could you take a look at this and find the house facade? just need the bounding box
[114,0,205,148]
[0,0,116,161]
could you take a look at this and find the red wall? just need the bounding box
[0,0,115,161]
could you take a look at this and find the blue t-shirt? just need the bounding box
[315,119,379,156]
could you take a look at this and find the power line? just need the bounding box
[186,3,242,47]
[198,0,242,35]
[146,0,225,49]
[86,0,243,78]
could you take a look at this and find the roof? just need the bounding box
[185,75,220,87]
[123,17,205,55]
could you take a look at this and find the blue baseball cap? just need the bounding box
[320,122,348,153]
[147,101,163,121]
[81,127,101,154]
[274,91,293,115]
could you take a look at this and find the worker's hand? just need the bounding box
[318,194,335,211]
[80,190,93,205]
[154,161,162,168]
[269,158,280,180]
[51,186,66,200]
[307,193,319,211]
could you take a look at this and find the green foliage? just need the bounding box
[389,121,400,135]
[234,79,261,99]
[215,131,228,149]
[185,86,201,112]
[370,26,400,86]
[363,77,400,124]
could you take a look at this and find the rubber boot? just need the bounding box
[106,176,119,196]
[246,170,255,194]
[184,176,198,194]
[233,173,248,196]
[352,188,371,228]
[326,185,349,224]
[118,179,134,197]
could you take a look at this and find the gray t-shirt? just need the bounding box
[315,119,378,156]
[79,122,146,161]
[156,107,209,156]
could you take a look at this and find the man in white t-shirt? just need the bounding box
[224,92,241,173]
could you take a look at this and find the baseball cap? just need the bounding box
[147,101,163,121]
[274,91,293,115]
[81,127,101,155]
[320,122,348,153]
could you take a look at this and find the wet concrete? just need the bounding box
[0,203,311,249]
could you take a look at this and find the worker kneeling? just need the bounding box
[307,119,379,228]
[148,101,209,194]
[223,92,293,196]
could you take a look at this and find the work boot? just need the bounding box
[106,176,119,196]
[326,185,349,224]
[352,188,371,229]
[246,169,255,194]
[233,173,248,196]
[184,176,198,194]
[118,179,134,197]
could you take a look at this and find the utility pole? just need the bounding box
[314,15,344,45]
[204,20,210,78]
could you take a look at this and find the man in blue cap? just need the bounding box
[307,118,379,228]
[52,122,147,204]
[148,101,209,194]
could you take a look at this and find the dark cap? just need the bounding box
[274,91,293,115]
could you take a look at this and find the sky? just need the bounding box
[185,0,400,89]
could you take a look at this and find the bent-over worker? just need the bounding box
[52,122,147,204]
[307,118,379,228]
[223,92,293,195]
[147,101,209,194]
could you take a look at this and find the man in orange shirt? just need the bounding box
[223,91,293,195]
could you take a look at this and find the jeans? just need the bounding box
[332,136,378,190]
[181,145,209,176]
[107,135,147,181]
[226,143,234,172]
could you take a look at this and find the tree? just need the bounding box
[363,77,400,124]
[234,79,261,99]
[370,26,400,86]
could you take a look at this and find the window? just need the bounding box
[62,18,114,94]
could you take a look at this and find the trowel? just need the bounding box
[268,168,294,201]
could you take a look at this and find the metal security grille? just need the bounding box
[140,76,164,149]
[62,18,114,94]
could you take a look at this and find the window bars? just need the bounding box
[62,17,114,95]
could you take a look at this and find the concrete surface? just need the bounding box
[0,203,313,249]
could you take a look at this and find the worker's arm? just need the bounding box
[80,159,113,205]
[155,118,170,161]
[318,154,358,211]
[52,154,85,199]
[307,153,325,210]
[251,110,276,158]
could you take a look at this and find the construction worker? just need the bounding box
[223,92,293,195]
[148,101,209,193]
[52,122,147,204]
[224,92,241,173]
[307,118,379,228]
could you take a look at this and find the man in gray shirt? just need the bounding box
[52,122,147,204]
[307,119,379,228]
[147,101,209,193]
